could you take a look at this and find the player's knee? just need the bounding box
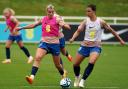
[5,46,10,48]
[18,43,24,48]
[73,63,79,67]
[35,56,42,62]
[73,60,81,66]
[19,45,24,48]
[20,46,25,49]
[5,44,11,48]
[89,59,96,64]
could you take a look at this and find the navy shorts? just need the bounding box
[8,34,22,42]
[38,41,60,56]
[59,37,65,49]
[78,45,102,57]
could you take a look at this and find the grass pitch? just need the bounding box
[0,43,128,89]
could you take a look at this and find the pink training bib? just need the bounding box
[42,16,59,37]
[6,16,16,33]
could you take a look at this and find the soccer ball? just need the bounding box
[60,78,71,88]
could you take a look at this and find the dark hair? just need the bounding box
[87,4,96,11]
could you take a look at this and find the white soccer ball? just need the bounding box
[60,78,71,88]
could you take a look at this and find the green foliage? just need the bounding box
[0,0,128,16]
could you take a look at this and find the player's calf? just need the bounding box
[2,47,11,64]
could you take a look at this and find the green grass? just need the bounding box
[0,43,128,89]
[0,0,128,16]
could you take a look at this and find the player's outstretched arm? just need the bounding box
[101,20,125,45]
[69,20,86,43]
[62,23,71,30]
[57,16,71,30]
[16,19,42,31]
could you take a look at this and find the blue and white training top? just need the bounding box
[84,17,103,42]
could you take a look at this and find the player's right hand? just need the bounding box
[69,38,74,43]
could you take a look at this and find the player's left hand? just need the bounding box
[69,38,74,43]
[120,40,125,45]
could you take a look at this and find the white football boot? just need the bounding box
[2,59,11,64]
[79,79,85,88]
[74,75,81,87]
[27,56,33,64]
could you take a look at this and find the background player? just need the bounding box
[2,8,33,64]
[53,13,72,69]
[54,13,72,62]
[16,4,71,84]
[70,4,125,88]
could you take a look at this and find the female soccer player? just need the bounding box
[54,13,72,62]
[70,4,125,88]
[16,4,71,84]
[2,8,33,64]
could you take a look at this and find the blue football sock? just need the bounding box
[31,66,38,76]
[82,63,94,80]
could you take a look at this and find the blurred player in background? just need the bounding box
[54,13,73,62]
[2,8,33,64]
[16,4,71,84]
[70,4,125,88]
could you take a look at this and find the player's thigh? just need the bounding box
[50,44,60,57]
[89,52,100,64]
[5,40,13,48]
[17,41,24,47]
[73,53,85,66]
[35,48,47,61]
